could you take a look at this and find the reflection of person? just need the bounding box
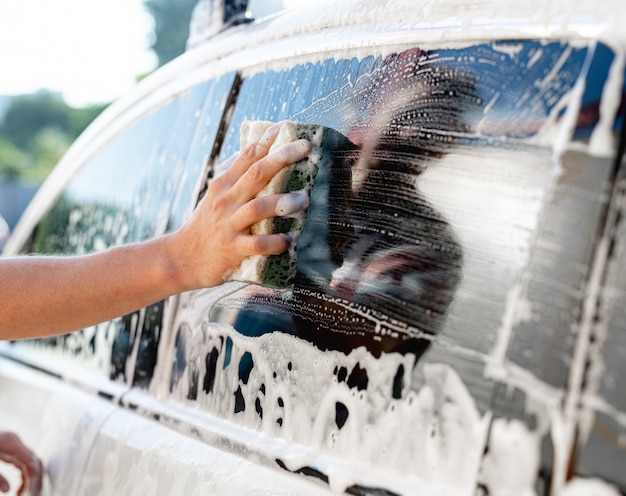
[326,50,479,355]
[220,49,478,360]
[0,123,311,341]
[0,431,43,496]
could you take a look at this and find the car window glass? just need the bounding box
[576,50,626,486]
[19,74,236,387]
[576,150,626,487]
[169,42,626,492]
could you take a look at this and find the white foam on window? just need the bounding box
[589,47,626,157]
[167,297,493,493]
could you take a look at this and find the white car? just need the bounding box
[1,0,626,494]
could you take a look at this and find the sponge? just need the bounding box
[228,120,348,289]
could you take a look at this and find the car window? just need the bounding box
[169,42,626,493]
[577,127,626,484]
[19,74,237,387]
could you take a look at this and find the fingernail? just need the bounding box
[261,123,282,144]
[275,190,310,217]
[296,139,312,152]
[281,233,293,247]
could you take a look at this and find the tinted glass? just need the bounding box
[167,42,623,493]
[578,137,626,486]
[21,74,236,386]
[576,47,626,486]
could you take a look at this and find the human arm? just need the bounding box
[0,124,311,340]
[0,431,43,496]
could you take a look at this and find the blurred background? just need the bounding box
[0,0,198,234]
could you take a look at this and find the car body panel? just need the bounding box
[0,355,120,495]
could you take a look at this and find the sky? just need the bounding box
[0,0,157,107]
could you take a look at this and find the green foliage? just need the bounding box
[1,92,70,150]
[144,0,198,67]
[0,0,195,184]
[24,127,73,183]
[32,194,74,254]
[69,103,109,139]
[0,137,29,181]
[0,91,107,184]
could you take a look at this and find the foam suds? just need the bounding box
[560,478,622,495]
[165,295,492,493]
[274,189,310,217]
[589,47,626,157]
[479,419,541,496]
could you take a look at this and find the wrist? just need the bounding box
[160,227,224,294]
[157,232,194,294]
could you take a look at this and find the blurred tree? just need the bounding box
[0,91,107,183]
[144,0,198,67]
[69,104,109,139]
[1,92,70,150]
[23,128,73,183]
[0,137,29,181]
[1,0,202,185]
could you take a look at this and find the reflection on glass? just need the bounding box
[220,59,476,359]
[213,47,526,359]
[171,42,624,491]
[33,82,212,255]
[23,76,235,384]
[210,42,607,369]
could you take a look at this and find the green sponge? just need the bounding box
[228,120,349,289]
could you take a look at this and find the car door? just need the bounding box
[162,40,626,494]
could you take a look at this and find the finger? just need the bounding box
[0,433,34,466]
[222,123,284,183]
[0,459,36,496]
[0,473,9,493]
[238,233,292,256]
[9,457,40,496]
[8,458,28,496]
[0,457,29,496]
[231,191,310,231]
[231,139,311,202]
[17,476,26,496]
[0,433,42,496]
[28,458,43,496]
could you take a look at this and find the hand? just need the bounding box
[0,123,312,341]
[168,122,312,290]
[0,432,43,496]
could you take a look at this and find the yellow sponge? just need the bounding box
[228,120,348,289]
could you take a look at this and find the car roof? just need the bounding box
[190,0,626,49]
